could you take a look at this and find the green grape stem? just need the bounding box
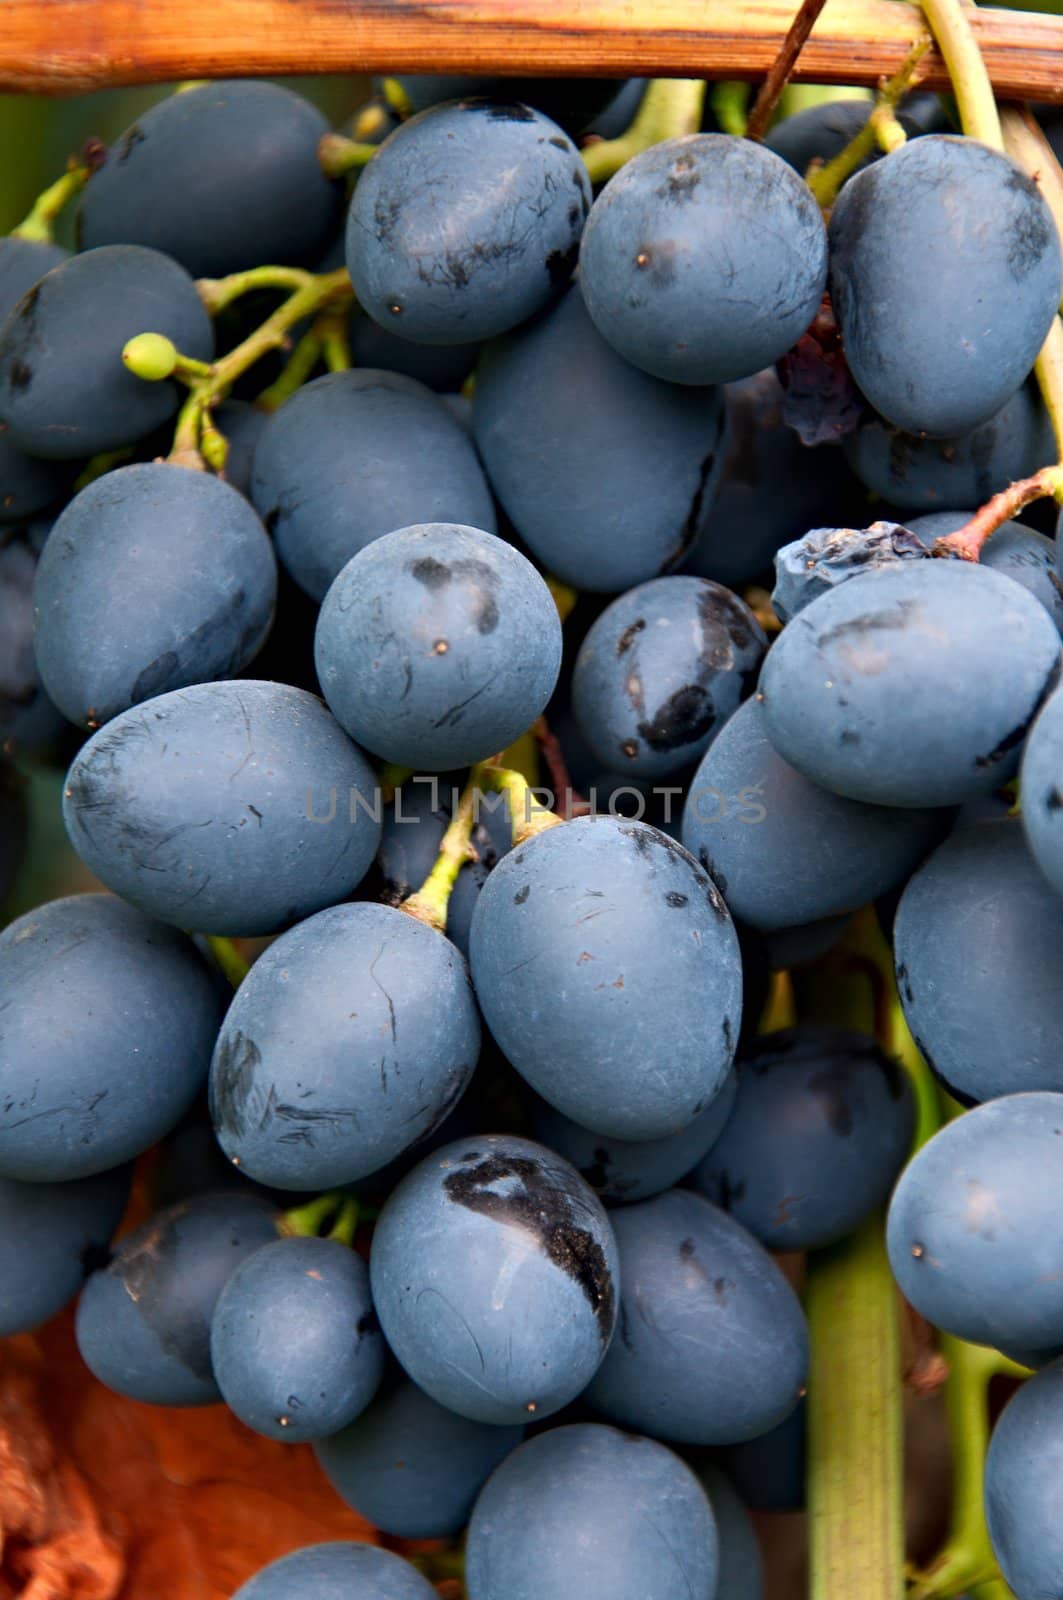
[581,80,706,186]
[279,1191,348,1239]
[327,1197,360,1247]
[806,34,933,209]
[796,912,908,1600]
[318,132,379,179]
[377,764,414,803]
[478,761,565,847]
[256,326,324,413]
[166,266,352,466]
[807,1215,905,1600]
[317,309,352,373]
[906,1338,1010,1600]
[401,768,485,934]
[919,0,1003,149]
[206,935,250,988]
[10,153,97,243]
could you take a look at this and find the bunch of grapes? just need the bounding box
[3,51,1063,1600]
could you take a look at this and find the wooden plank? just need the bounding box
[1,0,1062,102]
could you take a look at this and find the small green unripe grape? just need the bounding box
[122,332,179,382]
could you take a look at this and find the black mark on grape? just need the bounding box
[444,1150,615,1342]
[513,884,530,905]
[210,1030,261,1137]
[1004,170,1054,280]
[481,103,536,123]
[664,891,688,908]
[117,125,147,163]
[545,243,579,285]
[616,618,646,656]
[638,684,714,752]
[974,715,1037,769]
[659,153,700,202]
[668,444,718,569]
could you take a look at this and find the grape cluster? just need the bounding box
[3,65,1063,1600]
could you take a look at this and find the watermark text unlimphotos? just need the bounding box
[304,777,767,826]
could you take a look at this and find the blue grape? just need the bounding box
[908,513,1063,636]
[76,1191,279,1405]
[214,399,268,498]
[466,1422,719,1600]
[571,576,766,779]
[527,1073,737,1205]
[887,1092,1063,1350]
[719,1401,807,1512]
[0,893,224,1181]
[76,82,342,277]
[383,77,626,135]
[0,521,66,750]
[315,522,562,770]
[579,134,827,386]
[62,680,381,937]
[844,382,1055,511]
[584,1187,808,1444]
[473,285,727,592]
[33,463,277,728]
[0,1164,130,1336]
[349,312,478,392]
[586,79,648,139]
[0,245,214,459]
[682,697,947,932]
[759,562,1061,807]
[1021,687,1063,903]
[771,522,930,625]
[0,426,73,525]
[696,1465,765,1599]
[0,236,68,317]
[681,370,865,589]
[895,816,1063,1103]
[210,1236,384,1440]
[370,1134,618,1425]
[689,1027,914,1250]
[829,136,1061,436]
[346,100,590,345]
[209,901,480,1189]
[232,1543,436,1600]
[250,369,496,601]
[985,1357,1063,1600]
[0,239,73,516]
[469,816,742,1140]
[758,915,853,971]
[315,1377,524,1538]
